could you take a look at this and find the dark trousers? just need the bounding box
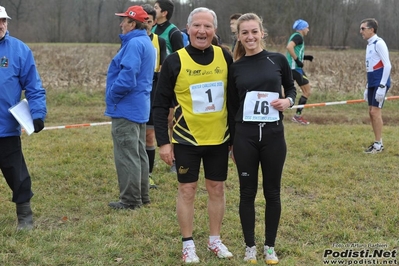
[0,136,33,203]
[233,122,286,247]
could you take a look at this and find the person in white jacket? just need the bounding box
[360,18,391,153]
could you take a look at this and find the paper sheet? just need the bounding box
[8,99,34,135]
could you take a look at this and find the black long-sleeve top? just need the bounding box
[152,21,184,53]
[153,45,233,147]
[227,50,296,142]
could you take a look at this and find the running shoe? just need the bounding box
[207,239,233,258]
[149,176,157,189]
[108,201,140,210]
[244,246,257,264]
[264,246,279,265]
[291,115,310,125]
[182,244,200,264]
[364,143,384,154]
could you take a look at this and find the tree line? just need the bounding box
[2,0,399,49]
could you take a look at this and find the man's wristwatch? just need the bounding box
[287,97,294,108]
[379,84,386,88]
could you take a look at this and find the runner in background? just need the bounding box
[152,0,184,173]
[142,4,167,188]
[286,19,313,125]
[360,18,391,153]
[229,13,242,53]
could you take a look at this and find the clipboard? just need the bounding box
[8,99,35,135]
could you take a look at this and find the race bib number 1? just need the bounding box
[243,91,279,122]
[190,81,224,114]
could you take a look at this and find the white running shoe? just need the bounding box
[264,246,279,265]
[182,244,200,264]
[364,142,384,154]
[207,239,233,258]
[244,246,257,264]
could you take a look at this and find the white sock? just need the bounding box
[374,141,381,149]
[209,235,220,244]
[183,240,195,249]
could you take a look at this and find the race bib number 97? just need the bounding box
[190,81,224,114]
[243,91,279,122]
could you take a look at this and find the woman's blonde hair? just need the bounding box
[233,13,267,61]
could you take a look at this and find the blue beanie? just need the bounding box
[293,19,309,30]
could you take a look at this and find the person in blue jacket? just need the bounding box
[105,6,155,210]
[0,5,47,230]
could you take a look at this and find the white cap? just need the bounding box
[0,6,11,19]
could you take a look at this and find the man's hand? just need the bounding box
[159,144,174,166]
[304,55,314,62]
[375,86,386,103]
[295,58,303,68]
[364,88,368,101]
[33,119,44,133]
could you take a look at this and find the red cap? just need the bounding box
[115,6,148,23]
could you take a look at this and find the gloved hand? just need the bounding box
[375,86,386,103]
[363,88,368,101]
[304,55,314,62]
[33,119,44,133]
[295,58,303,68]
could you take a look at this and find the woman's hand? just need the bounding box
[270,98,291,111]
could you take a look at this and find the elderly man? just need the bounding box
[105,6,155,210]
[0,5,47,230]
[153,7,233,264]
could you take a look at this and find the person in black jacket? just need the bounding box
[153,7,233,264]
[152,0,184,173]
[141,4,167,188]
[228,12,296,265]
[229,13,242,53]
[152,0,183,54]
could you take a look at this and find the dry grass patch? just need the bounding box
[0,44,398,265]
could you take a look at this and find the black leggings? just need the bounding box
[233,122,286,247]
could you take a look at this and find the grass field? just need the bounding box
[0,44,398,265]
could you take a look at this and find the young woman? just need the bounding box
[228,13,296,265]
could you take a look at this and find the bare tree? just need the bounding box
[95,0,105,42]
[1,0,24,36]
[3,0,397,49]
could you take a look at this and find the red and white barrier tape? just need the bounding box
[43,121,111,131]
[27,96,399,132]
[292,95,399,109]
